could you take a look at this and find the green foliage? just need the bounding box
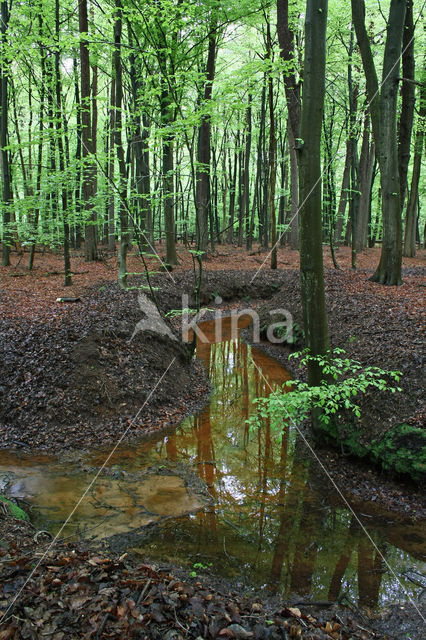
[189,561,212,577]
[0,495,30,521]
[370,423,426,482]
[249,348,402,434]
[249,349,424,482]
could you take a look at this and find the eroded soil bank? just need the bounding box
[0,267,424,501]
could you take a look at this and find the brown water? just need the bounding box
[0,316,424,610]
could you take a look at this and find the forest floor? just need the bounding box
[0,243,425,639]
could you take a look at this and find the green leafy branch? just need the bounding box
[249,348,402,433]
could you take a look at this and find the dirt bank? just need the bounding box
[248,267,425,484]
[0,284,209,453]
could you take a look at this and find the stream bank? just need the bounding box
[0,267,425,638]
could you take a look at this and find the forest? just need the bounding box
[0,0,425,638]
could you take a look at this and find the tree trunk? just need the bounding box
[351,0,406,284]
[107,74,116,251]
[227,142,237,243]
[243,95,252,250]
[73,56,83,250]
[347,28,360,268]
[29,19,46,270]
[0,0,12,266]
[398,0,415,212]
[129,35,152,254]
[404,60,425,257]
[79,0,98,261]
[114,0,130,288]
[55,0,71,285]
[298,0,330,393]
[356,113,375,251]
[334,141,350,245]
[277,0,301,251]
[195,19,217,254]
[266,22,278,269]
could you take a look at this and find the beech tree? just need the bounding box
[276,0,301,250]
[1,0,12,266]
[298,0,330,391]
[0,0,423,275]
[351,0,407,285]
[79,0,98,261]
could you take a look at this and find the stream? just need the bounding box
[1,316,425,611]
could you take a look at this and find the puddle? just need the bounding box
[0,315,424,610]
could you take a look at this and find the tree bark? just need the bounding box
[334,141,351,245]
[404,60,425,257]
[398,0,415,212]
[114,0,130,288]
[266,22,278,269]
[79,0,98,261]
[351,0,406,285]
[356,113,375,251]
[195,19,217,254]
[55,0,71,285]
[0,0,12,266]
[277,0,301,250]
[298,0,330,393]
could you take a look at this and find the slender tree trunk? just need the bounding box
[347,28,360,268]
[256,83,267,247]
[79,0,98,261]
[158,53,178,266]
[0,0,12,266]
[221,133,228,243]
[107,74,116,251]
[114,0,130,287]
[243,95,252,250]
[237,142,244,247]
[55,0,71,285]
[356,113,375,251]
[398,0,415,213]
[404,60,425,257]
[278,126,287,247]
[298,0,329,395]
[227,135,238,243]
[334,141,351,245]
[29,16,46,270]
[277,0,301,250]
[128,36,152,253]
[73,56,83,249]
[266,23,278,269]
[195,19,217,254]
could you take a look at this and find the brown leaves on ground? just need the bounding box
[0,519,390,640]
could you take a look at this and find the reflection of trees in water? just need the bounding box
[161,323,389,607]
[358,534,386,609]
[328,516,360,601]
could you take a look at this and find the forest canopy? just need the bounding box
[0,0,424,284]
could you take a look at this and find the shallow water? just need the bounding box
[0,315,424,610]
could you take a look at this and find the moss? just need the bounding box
[317,420,425,483]
[370,424,426,483]
[0,495,30,521]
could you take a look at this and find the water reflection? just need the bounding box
[0,315,424,610]
[116,316,424,609]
